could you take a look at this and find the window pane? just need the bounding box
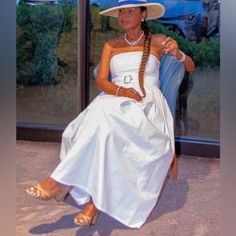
[17,1,79,125]
[88,0,220,140]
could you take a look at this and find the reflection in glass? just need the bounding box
[17,1,78,125]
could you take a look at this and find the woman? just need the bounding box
[26,0,195,229]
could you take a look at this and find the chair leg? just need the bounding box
[170,154,179,180]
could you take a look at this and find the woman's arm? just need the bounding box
[95,41,117,94]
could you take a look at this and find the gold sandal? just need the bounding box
[74,211,100,226]
[26,184,69,202]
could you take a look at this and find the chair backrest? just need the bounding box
[93,54,185,118]
[159,54,185,118]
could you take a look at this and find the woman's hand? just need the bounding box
[161,36,179,57]
[161,37,184,61]
[119,87,142,101]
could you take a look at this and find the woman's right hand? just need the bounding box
[119,87,142,101]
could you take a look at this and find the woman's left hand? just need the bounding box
[161,37,179,57]
[161,36,186,61]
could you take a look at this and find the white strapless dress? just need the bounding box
[51,52,175,228]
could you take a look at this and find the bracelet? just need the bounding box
[115,86,122,96]
[177,50,186,62]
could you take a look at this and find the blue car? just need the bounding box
[153,0,207,41]
[156,0,220,41]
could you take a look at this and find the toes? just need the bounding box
[26,186,43,198]
[74,216,84,225]
[26,187,36,196]
[74,218,81,224]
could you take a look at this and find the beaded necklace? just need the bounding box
[124,31,144,46]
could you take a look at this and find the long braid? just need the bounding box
[138,13,151,98]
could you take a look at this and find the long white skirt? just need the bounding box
[51,88,174,228]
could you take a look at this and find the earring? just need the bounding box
[141,19,144,22]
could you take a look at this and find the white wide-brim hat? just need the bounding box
[99,0,165,20]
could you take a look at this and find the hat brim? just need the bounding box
[99,3,165,20]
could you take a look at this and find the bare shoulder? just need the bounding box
[151,34,167,47]
[106,36,124,48]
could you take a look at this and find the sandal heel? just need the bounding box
[91,211,100,225]
[54,187,70,202]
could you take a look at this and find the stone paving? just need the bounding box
[16,140,220,236]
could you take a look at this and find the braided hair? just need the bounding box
[138,7,151,98]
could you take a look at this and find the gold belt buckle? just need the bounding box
[124,75,133,84]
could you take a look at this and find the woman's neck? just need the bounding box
[125,28,143,41]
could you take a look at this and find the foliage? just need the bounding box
[16,3,74,85]
[60,1,75,32]
[100,16,113,32]
[16,4,36,85]
[192,37,220,70]
[31,5,64,84]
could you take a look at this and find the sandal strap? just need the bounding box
[26,184,51,200]
[34,184,51,198]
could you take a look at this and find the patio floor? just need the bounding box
[16,140,220,236]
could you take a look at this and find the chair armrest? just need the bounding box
[93,63,100,80]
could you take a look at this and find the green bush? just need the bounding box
[17,4,36,85]
[16,3,74,85]
[192,37,220,70]
[60,2,75,32]
[30,5,63,84]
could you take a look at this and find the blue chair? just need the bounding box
[159,54,185,118]
[93,54,185,180]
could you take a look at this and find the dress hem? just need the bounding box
[50,176,155,229]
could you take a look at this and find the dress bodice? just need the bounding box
[110,52,160,89]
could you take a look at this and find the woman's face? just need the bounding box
[118,7,147,31]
